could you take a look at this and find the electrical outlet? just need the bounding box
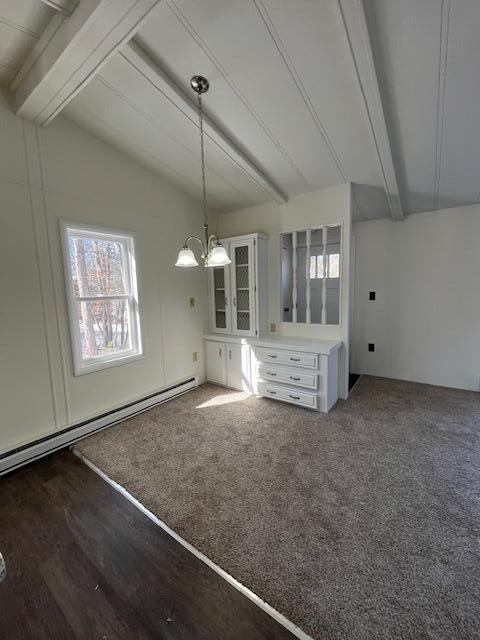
[192,351,198,362]
[189,297,195,308]
[270,322,277,333]
[368,343,375,352]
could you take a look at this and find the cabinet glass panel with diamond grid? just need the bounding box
[207,233,268,338]
[211,262,231,334]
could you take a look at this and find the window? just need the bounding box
[62,223,142,375]
[309,253,340,279]
[281,225,341,325]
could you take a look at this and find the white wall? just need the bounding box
[219,184,352,398]
[0,91,212,454]
[352,205,480,391]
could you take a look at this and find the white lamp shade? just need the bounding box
[205,245,231,267]
[175,247,199,267]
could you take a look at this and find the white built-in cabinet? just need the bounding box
[205,340,227,385]
[205,232,341,413]
[208,233,268,337]
[204,334,340,412]
[205,340,251,391]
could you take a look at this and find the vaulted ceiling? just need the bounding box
[0,0,54,85]
[365,0,480,215]
[1,0,479,222]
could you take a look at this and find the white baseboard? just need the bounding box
[0,376,199,476]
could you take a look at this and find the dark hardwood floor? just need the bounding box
[0,451,296,640]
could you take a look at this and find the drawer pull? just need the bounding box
[267,354,278,359]
[290,357,300,362]
[266,371,277,376]
[290,376,301,381]
[289,395,300,400]
[267,390,277,395]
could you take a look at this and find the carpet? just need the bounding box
[74,376,480,639]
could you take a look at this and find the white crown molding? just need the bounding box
[336,0,404,220]
[121,41,288,205]
[11,0,161,126]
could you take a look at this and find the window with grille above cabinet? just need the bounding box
[280,225,341,325]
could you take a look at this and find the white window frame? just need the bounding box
[61,221,143,376]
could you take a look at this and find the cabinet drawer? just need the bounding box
[255,347,318,369]
[258,382,317,409]
[257,364,318,390]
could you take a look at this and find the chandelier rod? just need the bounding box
[197,92,208,230]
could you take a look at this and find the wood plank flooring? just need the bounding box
[0,451,297,640]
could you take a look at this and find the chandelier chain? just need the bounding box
[197,93,208,227]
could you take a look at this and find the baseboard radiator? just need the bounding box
[0,376,199,477]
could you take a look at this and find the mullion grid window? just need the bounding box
[63,224,142,375]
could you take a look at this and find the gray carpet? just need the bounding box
[74,376,480,639]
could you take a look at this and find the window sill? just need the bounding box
[73,351,146,377]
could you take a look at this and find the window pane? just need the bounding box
[328,253,340,278]
[69,236,127,296]
[310,229,324,323]
[325,226,341,324]
[296,231,306,322]
[281,233,293,322]
[77,299,132,360]
[317,254,325,279]
[309,255,316,279]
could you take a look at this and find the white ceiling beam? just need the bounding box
[121,41,288,205]
[38,0,76,16]
[11,0,161,125]
[337,0,404,220]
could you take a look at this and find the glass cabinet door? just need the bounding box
[230,238,255,336]
[210,260,231,334]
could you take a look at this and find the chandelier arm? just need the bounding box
[183,235,207,257]
[207,233,221,251]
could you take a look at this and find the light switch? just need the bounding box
[189,297,195,308]
[192,351,198,362]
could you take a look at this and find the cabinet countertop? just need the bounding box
[203,333,342,356]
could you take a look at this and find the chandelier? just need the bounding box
[175,76,231,268]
